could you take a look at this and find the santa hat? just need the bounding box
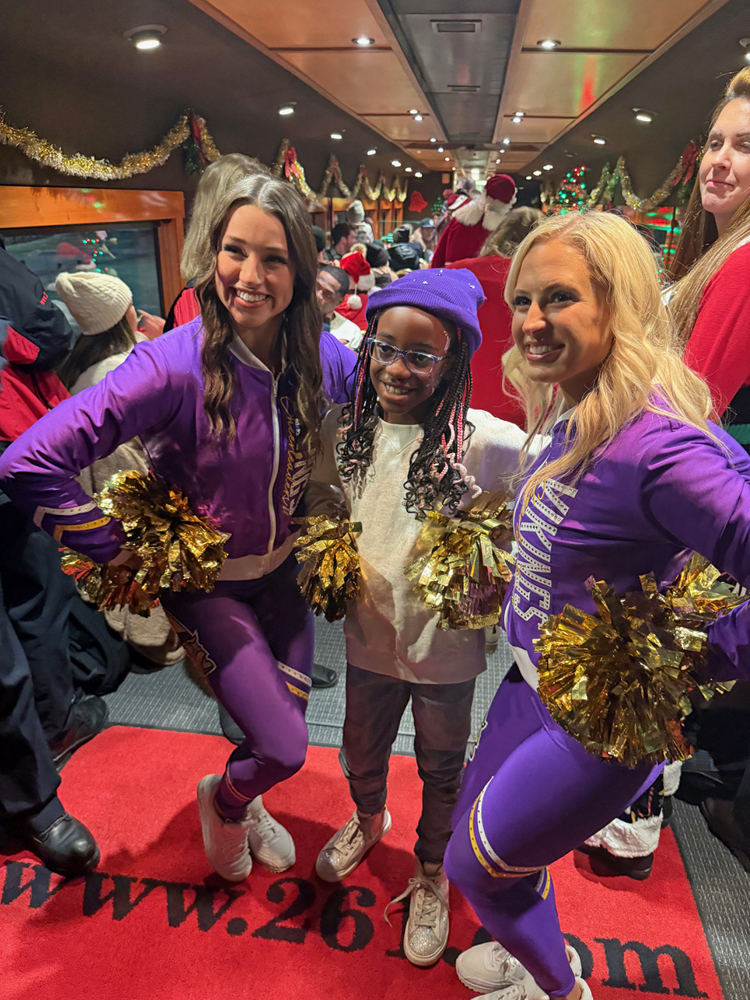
[338,251,374,310]
[453,173,517,231]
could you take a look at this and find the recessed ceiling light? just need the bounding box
[391,160,401,167]
[503,137,510,145]
[537,39,561,50]
[445,157,450,161]
[414,114,423,122]
[354,36,374,46]
[632,108,655,123]
[495,159,501,164]
[592,135,606,145]
[409,109,419,115]
[512,116,522,124]
[543,164,553,171]
[415,172,423,178]
[525,175,533,180]
[124,24,167,50]
[742,38,750,63]
[438,146,444,152]
[277,104,296,117]
[405,166,413,172]
[330,132,343,140]
[366,148,377,156]
[533,169,542,176]
[430,137,437,143]
[514,110,525,117]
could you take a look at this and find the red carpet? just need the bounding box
[2,727,724,1000]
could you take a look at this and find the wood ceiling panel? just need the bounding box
[522,0,710,51]
[504,52,643,118]
[501,116,575,143]
[203,0,384,49]
[363,115,438,142]
[282,50,424,115]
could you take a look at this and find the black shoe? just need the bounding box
[574,844,653,881]
[49,695,109,771]
[218,703,245,746]
[18,812,100,878]
[311,662,338,689]
[700,798,750,873]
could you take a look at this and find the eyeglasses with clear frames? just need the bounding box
[367,337,448,376]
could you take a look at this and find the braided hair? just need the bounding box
[337,311,474,517]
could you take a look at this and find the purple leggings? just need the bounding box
[161,556,314,819]
[444,666,662,998]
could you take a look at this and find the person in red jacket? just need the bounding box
[432,174,516,267]
[335,250,374,331]
[446,207,543,426]
[669,66,750,441]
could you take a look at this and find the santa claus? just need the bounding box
[334,251,374,331]
[431,174,517,267]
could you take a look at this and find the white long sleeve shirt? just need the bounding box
[306,406,528,684]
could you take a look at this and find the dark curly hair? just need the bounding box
[337,311,474,517]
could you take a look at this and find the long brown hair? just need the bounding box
[193,174,325,460]
[480,206,544,258]
[667,67,750,343]
[57,317,138,390]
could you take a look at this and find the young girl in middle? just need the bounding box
[306,269,528,966]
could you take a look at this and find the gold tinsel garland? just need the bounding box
[535,556,745,768]
[271,139,408,204]
[61,470,230,615]
[405,492,515,630]
[294,515,362,622]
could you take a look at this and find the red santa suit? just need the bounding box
[431,174,517,268]
[334,251,374,331]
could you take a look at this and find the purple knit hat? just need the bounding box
[365,268,485,358]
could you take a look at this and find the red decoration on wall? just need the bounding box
[408,190,428,213]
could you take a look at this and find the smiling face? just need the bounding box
[214,203,295,344]
[511,238,612,405]
[700,98,750,234]
[369,306,452,424]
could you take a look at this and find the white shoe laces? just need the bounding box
[384,870,445,929]
[329,814,365,862]
[486,942,522,977]
[248,808,278,841]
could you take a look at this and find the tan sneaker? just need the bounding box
[196,774,252,882]
[457,942,582,993]
[246,796,296,872]
[386,859,450,967]
[471,977,593,1000]
[315,808,391,882]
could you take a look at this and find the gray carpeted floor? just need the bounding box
[104,618,750,1000]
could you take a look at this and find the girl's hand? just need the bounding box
[137,311,166,339]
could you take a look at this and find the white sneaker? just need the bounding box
[385,859,450,967]
[315,809,392,882]
[472,978,592,1000]
[246,796,296,872]
[458,942,582,994]
[197,774,252,882]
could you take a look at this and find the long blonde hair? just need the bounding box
[181,154,271,282]
[503,211,714,507]
[668,67,750,341]
[193,174,324,460]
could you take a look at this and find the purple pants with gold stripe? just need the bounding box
[161,555,314,819]
[444,666,661,997]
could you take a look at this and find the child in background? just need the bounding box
[306,270,528,967]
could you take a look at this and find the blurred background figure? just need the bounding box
[346,200,373,243]
[316,264,362,349]
[335,251,374,330]
[323,222,356,263]
[432,174,516,267]
[366,241,396,288]
[412,218,438,262]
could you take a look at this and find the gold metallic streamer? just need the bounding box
[535,556,744,768]
[60,470,230,614]
[294,515,362,622]
[405,492,514,630]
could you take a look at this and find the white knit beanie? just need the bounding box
[55,271,132,336]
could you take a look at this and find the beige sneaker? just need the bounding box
[458,942,582,993]
[315,809,391,882]
[246,796,296,872]
[196,774,252,882]
[471,977,592,1000]
[386,859,450,967]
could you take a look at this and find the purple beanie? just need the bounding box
[365,268,485,358]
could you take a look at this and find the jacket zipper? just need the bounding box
[267,375,281,555]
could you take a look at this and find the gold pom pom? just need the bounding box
[405,491,514,631]
[294,515,362,622]
[535,556,744,768]
[61,470,230,614]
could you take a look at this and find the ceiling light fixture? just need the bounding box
[405,166,413,172]
[414,114,423,122]
[277,104,296,117]
[533,169,542,176]
[592,135,606,145]
[391,160,401,167]
[537,39,561,50]
[445,157,451,162]
[741,38,750,62]
[409,109,419,115]
[515,110,525,117]
[354,36,374,46]
[495,159,501,164]
[525,175,533,180]
[415,171,423,178]
[124,24,167,50]
[330,132,343,140]
[503,137,510,144]
[430,137,437,143]
[366,148,377,156]
[512,116,522,124]
[543,164,553,171]
[632,108,655,123]
[438,146,444,152]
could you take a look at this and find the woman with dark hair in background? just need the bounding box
[0,174,336,884]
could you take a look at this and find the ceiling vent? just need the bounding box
[432,20,481,33]
[448,84,480,93]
